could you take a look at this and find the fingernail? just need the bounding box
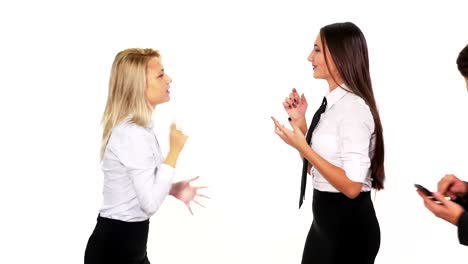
[294,99,297,103]
[288,117,292,121]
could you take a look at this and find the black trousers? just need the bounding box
[302,190,380,264]
[84,215,150,264]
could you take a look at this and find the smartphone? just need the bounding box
[415,184,442,203]
[414,184,433,196]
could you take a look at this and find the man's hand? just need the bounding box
[417,190,464,225]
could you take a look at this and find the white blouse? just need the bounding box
[311,86,375,192]
[99,116,175,222]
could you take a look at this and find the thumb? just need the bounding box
[290,123,303,135]
[433,192,449,205]
[301,93,307,104]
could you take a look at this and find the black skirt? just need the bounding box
[302,190,380,264]
[84,215,150,264]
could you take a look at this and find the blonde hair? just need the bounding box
[100,48,160,159]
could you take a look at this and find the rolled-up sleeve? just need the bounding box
[337,104,374,183]
[118,126,175,216]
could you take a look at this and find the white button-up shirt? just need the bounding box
[311,86,375,192]
[99,117,174,222]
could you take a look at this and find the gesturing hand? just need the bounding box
[169,123,188,154]
[283,88,308,120]
[271,116,308,152]
[170,176,209,215]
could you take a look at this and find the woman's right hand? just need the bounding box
[283,88,308,119]
[165,123,188,168]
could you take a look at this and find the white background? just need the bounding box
[1,0,467,263]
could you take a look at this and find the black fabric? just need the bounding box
[452,185,468,246]
[457,211,468,246]
[84,215,150,264]
[300,97,327,208]
[302,190,380,264]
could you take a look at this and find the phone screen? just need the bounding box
[414,184,432,196]
[415,184,442,204]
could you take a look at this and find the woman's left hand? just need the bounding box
[170,176,209,215]
[271,116,308,152]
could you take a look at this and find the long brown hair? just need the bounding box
[320,22,385,190]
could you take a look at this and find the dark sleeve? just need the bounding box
[453,186,468,211]
[464,182,468,210]
[457,211,468,246]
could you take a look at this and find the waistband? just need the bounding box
[97,214,149,225]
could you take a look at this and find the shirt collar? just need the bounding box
[325,84,350,110]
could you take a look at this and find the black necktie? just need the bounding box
[299,96,327,208]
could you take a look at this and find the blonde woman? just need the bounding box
[84,48,207,264]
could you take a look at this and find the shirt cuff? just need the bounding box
[157,163,176,183]
[457,211,468,246]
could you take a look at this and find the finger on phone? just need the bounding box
[437,177,452,194]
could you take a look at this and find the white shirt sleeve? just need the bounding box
[117,126,175,216]
[337,103,374,183]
